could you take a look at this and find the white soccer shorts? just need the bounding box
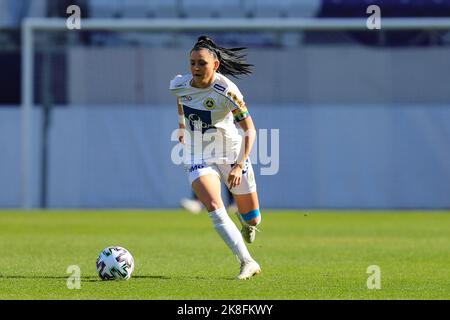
[185,159,257,195]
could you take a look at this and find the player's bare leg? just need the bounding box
[192,174,224,212]
[233,192,261,244]
[192,174,259,279]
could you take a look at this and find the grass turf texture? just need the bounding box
[0,210,449,300]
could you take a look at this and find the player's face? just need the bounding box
[190,49,219,88]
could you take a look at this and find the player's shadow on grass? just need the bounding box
[0,275,171,282]
[132,275,170,280]
[83,275,171,282]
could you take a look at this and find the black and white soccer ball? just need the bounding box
[96,246,135,280]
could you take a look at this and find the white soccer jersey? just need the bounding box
[169,73,250,165]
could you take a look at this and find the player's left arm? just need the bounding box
[224,85,257,188]
[235,116,256,168]
[228,115,257,188]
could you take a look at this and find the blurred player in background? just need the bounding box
[180,189,237,214]
[170,36,262,280]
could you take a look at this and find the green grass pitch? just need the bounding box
[0,210,449,299]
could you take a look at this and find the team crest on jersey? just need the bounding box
[203,98,216,110]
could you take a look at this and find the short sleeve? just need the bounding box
[226,88,250,122]
[169,74,188,97]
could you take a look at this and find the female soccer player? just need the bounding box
[169,36,262,280]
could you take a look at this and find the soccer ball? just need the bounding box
[96,246,135,280]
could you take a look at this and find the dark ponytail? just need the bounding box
[191,35,253,78]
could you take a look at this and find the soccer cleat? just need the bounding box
[235,212,259,243]
[236,260,261,280]
[180,198,202,214]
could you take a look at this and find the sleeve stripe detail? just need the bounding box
[215,91,250,121]
[232,105,248,115]
[216,92,240,110]
[232,109,250,122]
[234,112,250,122]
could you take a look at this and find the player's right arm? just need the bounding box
[169,74,190,144]
[177,97,185,144]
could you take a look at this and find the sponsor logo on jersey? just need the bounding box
[203,97,216,110]
[189,164,205,172]
[183,105,216,134]
[181,95,192,102]
[187,113,215,130]
[213,83,226,92]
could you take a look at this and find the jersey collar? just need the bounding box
[188,73,217,90]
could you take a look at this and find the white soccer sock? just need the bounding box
[208,207,253,263]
